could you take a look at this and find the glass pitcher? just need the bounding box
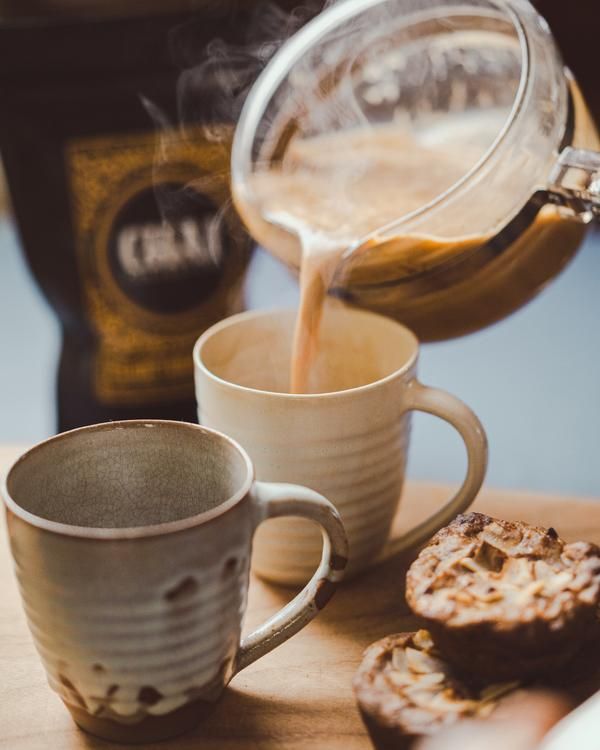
[231,0,600,341]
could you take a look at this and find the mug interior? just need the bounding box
[6,421,251,530]
[196,305,418,395]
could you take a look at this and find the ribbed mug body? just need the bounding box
[6,502,252,738]
[196,321,415,583]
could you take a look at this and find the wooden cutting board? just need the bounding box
[1,443,599,750]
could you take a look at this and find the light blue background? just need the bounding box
[1,216,599,496]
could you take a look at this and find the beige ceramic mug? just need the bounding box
[194,306,487,584]
[2,420,348,744]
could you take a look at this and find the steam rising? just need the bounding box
[140,2,324,270]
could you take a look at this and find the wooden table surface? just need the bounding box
[1,443,599,750]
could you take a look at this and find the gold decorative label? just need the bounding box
[66,127,248,406]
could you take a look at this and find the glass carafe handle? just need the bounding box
[548,147,600,220]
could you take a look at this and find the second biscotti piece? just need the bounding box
[406,512,600,682]
[352,629,519,750]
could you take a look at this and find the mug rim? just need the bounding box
[2,420,255,541]
[193,306,419,400]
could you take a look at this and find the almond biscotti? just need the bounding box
[405,512,600,681]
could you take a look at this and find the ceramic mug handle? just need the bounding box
[383,379,488,559]
[234,481,348,673]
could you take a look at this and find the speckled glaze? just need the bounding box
[194,307,487,584]
[2,421,348,743]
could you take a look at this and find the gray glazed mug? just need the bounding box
[2,420,348,744]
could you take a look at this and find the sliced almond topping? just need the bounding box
[578,585,599,605]
[409,688,446,710]
[405,647,445,674]
[561,552,573,568]
[473,589,504,603]
[437,548,476,574]
[501,557,534,587]
[392,647,409,672]
[386,671,417,688]
[454,591,473,605]
[534,559,555,579]
[520,580,545,599]
[413,630,435,651]
[414,672,445,688]
[486,522,506,537]
[568,573,592,593]
[459,557,482,573]
[543,571,573,595]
